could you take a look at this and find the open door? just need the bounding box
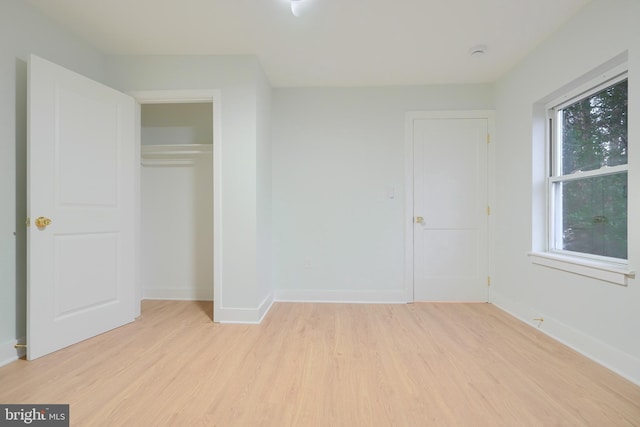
[27,55,136,360]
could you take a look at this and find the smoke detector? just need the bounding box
[469,45,488,56]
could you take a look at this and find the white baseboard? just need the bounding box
[0,337,25,367]
[143,288,213,301]
[491,291,640,386]
[274,289,407,304]
[216,293,274,324]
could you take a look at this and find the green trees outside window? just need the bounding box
[553,78,628,260]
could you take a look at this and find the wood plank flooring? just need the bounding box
[1,301,639,426]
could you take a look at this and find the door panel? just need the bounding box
[57,86,120,206]
[28,55,135,360]
[413,118,488,302]
[54,233,120,317]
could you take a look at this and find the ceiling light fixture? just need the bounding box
[290,0,305,17]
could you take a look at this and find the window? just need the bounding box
[548,71,628,262]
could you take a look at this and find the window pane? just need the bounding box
[561,79,627,174]
[560,172,627,259]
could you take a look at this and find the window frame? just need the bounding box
[545,65,629,266]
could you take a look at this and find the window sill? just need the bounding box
[528,252,635,286]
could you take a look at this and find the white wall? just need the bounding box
[106,55,271,322]
[271,85,494,301]
[141,103,213,146]
[493,0,640,384]
[0,0,107,365]
[140,147,214,301]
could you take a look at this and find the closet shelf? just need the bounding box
[141,144,212,166]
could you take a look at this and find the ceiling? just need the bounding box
[24,0,591,87]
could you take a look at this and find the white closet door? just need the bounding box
[412,117,489,302]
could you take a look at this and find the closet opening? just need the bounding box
[139,101,214,320]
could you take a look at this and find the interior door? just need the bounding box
[28,55,136,360]
[413,117,488,301]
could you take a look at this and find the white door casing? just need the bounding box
[28,55,136,360]
[405,112,492,302]
[130,90,221,322]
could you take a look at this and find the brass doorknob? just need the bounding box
[415,216,424,224]
[35,216,52,229]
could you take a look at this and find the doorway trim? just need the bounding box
[130,89,221,322]
[404,110,495,303]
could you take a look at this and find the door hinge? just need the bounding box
[486,206,491,216]
[25,217,30,227]
[14,343,26,349]
[487,133,491,144]
[487,276,491,286]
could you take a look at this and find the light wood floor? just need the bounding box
[1,301,639,426]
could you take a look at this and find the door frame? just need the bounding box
[130,89,222,322]
[404,110,495,303]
